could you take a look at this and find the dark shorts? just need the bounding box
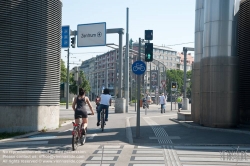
[161,104,165,109]
[178,103,182,109]
[74,110,88,119]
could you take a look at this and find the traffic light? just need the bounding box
[71,37,75,48]
[145,30,153,40]
[171,82,177,89]
[145,43,153,62]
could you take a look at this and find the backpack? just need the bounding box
[177,97,182,103]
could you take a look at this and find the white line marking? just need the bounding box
[91,156,114,160]
[135,150,163,154]
[126,117,133,144]
[96,150,119,154]
[134,157,164,160]
[88,133,97,139]
[137,146,162,149]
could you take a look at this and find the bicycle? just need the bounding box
[72,113,92,151]
[100,108,106,132]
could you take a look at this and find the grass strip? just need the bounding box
[0,132,27,140]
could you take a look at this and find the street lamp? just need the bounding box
[64,49,69,109]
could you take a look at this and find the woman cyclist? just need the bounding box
[72,88,94,135]
[97,88,111,126]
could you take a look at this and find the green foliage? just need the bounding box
[69,71,90,95]
[166,69,192,97]
[166,69,184,95]
[60,59,67,83]
[186,70,192,98]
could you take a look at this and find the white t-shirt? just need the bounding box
[100,94,111,105]
[159,95,166,104]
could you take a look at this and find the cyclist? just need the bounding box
[97,88,111,126]
[72,88,94,135]
[95,95,100,112]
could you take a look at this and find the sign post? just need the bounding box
[132,39,146,138]
[61,25,70,48]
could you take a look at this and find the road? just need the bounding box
[0,102,250,165]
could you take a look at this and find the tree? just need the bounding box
[186,70,192,98]
[60,59,67,83]
[165,69,192,98]
[69,71,90,95]
[166,69,184,95]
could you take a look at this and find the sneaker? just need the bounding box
[105,119,108,121]
[97,121,100,126]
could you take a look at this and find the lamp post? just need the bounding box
[64,48,69,109]
[183,47,194,110]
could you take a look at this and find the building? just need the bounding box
[178,52,194,71]
[79,43,193,99]
[80,50,119,98]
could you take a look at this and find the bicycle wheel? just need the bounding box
[101,110,104,132]
[72,128,79,151]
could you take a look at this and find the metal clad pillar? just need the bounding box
[201,0,239,127]
[192,0,204,123]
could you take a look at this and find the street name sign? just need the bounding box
[77,22,106,47]
[132,61,146,75]
[61,25,70,48]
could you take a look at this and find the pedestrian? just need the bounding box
[95,95,100,112]
[159,93,166,113]
[146,93,151,106]
[177,94,183,112]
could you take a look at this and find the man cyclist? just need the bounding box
[97,88,111,126]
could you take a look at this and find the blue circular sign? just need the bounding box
[132,61,146,75]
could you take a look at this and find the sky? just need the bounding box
[61,0,196,69]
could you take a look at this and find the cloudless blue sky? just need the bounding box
[61,0,196,69]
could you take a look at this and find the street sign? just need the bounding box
[132,61,146,75]
[61,25,70,48]
[77,22,106,47]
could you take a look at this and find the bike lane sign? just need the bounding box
[132,61,146,75]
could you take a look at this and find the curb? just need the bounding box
[0,120,73,143]
[60,120,73,127]
[125,117,133,144]
[169,118,250,135]
[0,131,40,142]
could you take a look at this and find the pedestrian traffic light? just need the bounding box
[145,30,153,40]
[145,43,153,62]
[171,82,177,89]
[71,37,75,48]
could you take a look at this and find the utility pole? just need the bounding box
[106,57,108,88]
[66,48,69,109]
[125,7,129,113]
[136,38,141,138]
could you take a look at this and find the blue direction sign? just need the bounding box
[132,61,146,75]
[61,25,70,48]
